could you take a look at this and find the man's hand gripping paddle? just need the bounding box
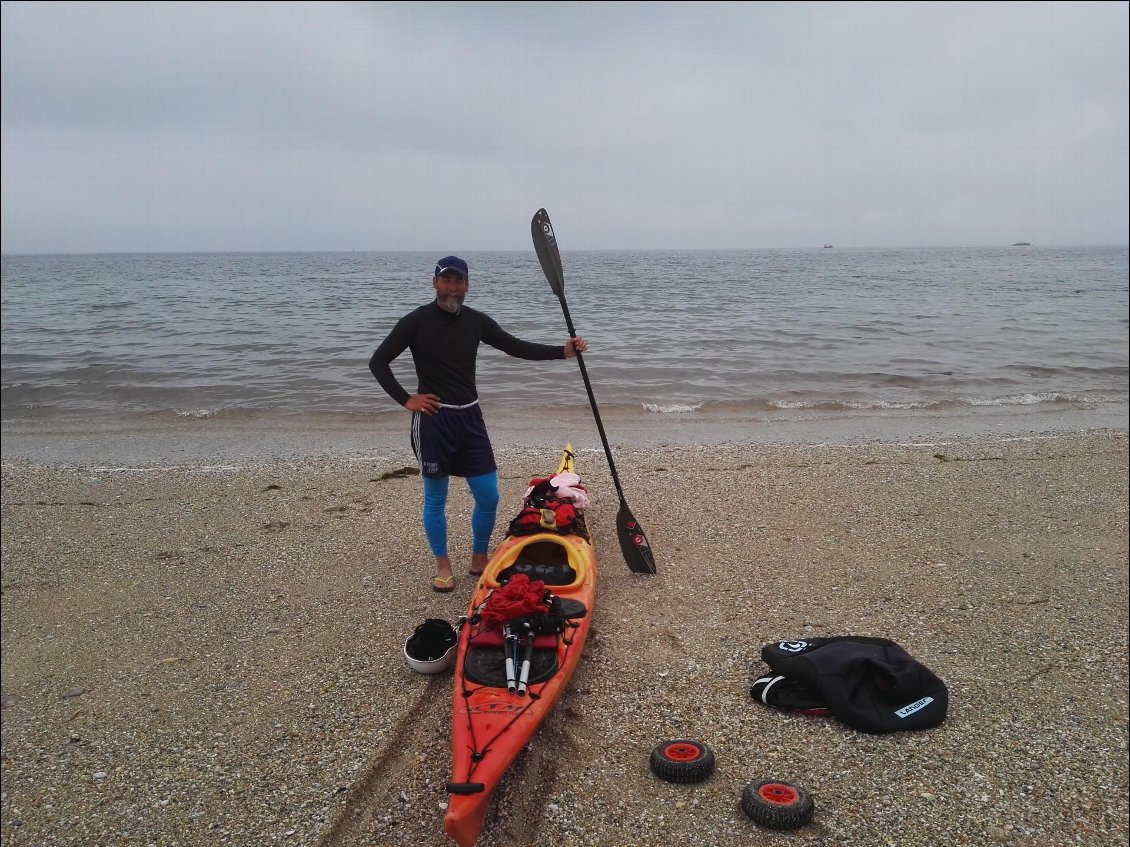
[531,208,657,575]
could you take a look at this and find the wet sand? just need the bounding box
[1,430,1127,847]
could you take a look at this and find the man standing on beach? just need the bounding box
[369,255,587,593]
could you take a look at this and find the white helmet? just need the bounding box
[403,618,458,675]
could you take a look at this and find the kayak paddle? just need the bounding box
[531,208,657,575]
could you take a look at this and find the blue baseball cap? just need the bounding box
[434,255,469,277]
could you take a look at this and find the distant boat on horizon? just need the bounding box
[1011,242,1032,246]
[823,244,833,248]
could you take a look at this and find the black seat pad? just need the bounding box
[463,647,558,688]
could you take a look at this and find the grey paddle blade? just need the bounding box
[531,208,566,300]
[616,500,657,575]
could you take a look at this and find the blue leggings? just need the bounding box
[422,472,499,558]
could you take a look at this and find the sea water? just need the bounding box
[2,246,1127,461]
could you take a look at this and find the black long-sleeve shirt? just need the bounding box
[369,301,565,406]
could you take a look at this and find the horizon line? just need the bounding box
[5,243,1128,258]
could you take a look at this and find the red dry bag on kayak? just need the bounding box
[478,573,550,629]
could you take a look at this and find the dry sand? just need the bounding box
[1,431,1127,847]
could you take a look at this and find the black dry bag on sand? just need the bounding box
[754,636,948,734]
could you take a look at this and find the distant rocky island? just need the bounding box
[1011,242,1032,246]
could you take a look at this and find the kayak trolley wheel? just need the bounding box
[740,779,815,830]
[649,739,716,784]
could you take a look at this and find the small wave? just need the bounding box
[770,398,944,411]
[642,402,704,414]
[966,392,1127,407]
[768,392,1128,412]
[173,408,223,418]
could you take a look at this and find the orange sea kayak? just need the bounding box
[444,444,597,847]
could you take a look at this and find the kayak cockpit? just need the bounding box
[480,533,590,590]
[499,540,576,585]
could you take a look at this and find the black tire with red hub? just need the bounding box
[741,779,815,830]
[649,739,716,783]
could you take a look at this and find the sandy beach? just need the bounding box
[1,430,1127,847]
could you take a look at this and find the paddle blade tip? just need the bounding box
[532,209,556,244]
[616,510,657,574]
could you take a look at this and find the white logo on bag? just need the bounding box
[777,640,809,653]
[895,696,934,718]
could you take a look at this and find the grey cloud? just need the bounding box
[2,1,1126,252]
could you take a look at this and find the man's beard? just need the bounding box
[436,293,463,314]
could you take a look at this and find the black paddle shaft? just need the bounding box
[531,208,657,575]
[531,209,626,497]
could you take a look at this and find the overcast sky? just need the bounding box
[2,1,1127,253]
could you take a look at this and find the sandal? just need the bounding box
[432,575,456,593]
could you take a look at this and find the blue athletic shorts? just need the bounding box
[411,402,498,479]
